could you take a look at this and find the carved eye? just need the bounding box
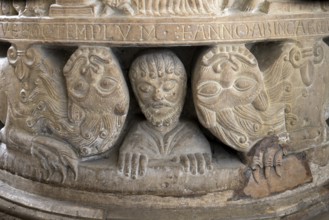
[72,80,89,99]
[96,77,117,96]
[197,81,221,98]
[163,80,177,92]
[233,78,256,91]
[138,82,154,93]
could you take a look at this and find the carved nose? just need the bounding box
[219,72,232,89]
[153,90,164,101]
[219,80,231,89]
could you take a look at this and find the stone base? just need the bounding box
[0,143,328,219]
[0,161,328,220]
[0,143,244,196]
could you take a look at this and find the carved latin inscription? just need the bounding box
[1,16,329,44]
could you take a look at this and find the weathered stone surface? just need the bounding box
[243,154,313,198]
[0,158,328,220]
[0,143,243,196]
[0,0,329,219]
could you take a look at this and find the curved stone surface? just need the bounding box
[0,149,327,219]
[63,46,129,157]
[0,13,329,45]
[0,143,243,196]
[0,1,329,219]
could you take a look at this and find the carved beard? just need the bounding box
[141,104,183,128]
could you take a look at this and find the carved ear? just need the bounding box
[68,101,85,124]
[252,90,269,111]
[197,105,217,129]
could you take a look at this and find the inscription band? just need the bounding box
[0,14,329,45]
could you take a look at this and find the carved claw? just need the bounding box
[274,149,283,177]
[265,166,271,179]
[264,147,275,179]
[249,135,287,183]
[31,136,79,183]
[251,154,263,183]
[275,165,282,177]
[60,154,79,181]
[252,167,260,184]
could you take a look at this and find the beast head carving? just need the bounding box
[64,47,129,157]
[193,44,285,152]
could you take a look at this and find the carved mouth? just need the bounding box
[152,103,167,109]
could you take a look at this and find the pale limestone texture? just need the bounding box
[119,51,212,179]
[0,0,328,219]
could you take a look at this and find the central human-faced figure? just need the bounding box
[130,51,186,128]
[118,51,212,179]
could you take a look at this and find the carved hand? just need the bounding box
[118,152,148,179]
[249,135,288,183]
[178,153,212,175]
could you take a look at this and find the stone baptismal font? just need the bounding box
[0,0,329,219]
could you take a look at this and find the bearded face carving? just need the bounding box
[63,47,129,157]
[129,51,187,127]
[193,45,286,152]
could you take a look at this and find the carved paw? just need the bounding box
[118,152,148,179]
[178,153,212,175]
[249,135,288,183]
[31,137,79,183]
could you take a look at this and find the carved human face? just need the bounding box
[130,51,187,127]
[135,74,185,127]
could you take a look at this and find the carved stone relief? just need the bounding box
[192,41,329,187]
[193,44,286,153]
[193,40,329,152]
[0,58,7,125]
[252,40,329,152]
[0,0,326,18]
[45,0,329,17]
[0,1,329,219]
[0,1,16,15]
[0,45,129,182]
[63,46,129,157]
[119,51,212,179]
